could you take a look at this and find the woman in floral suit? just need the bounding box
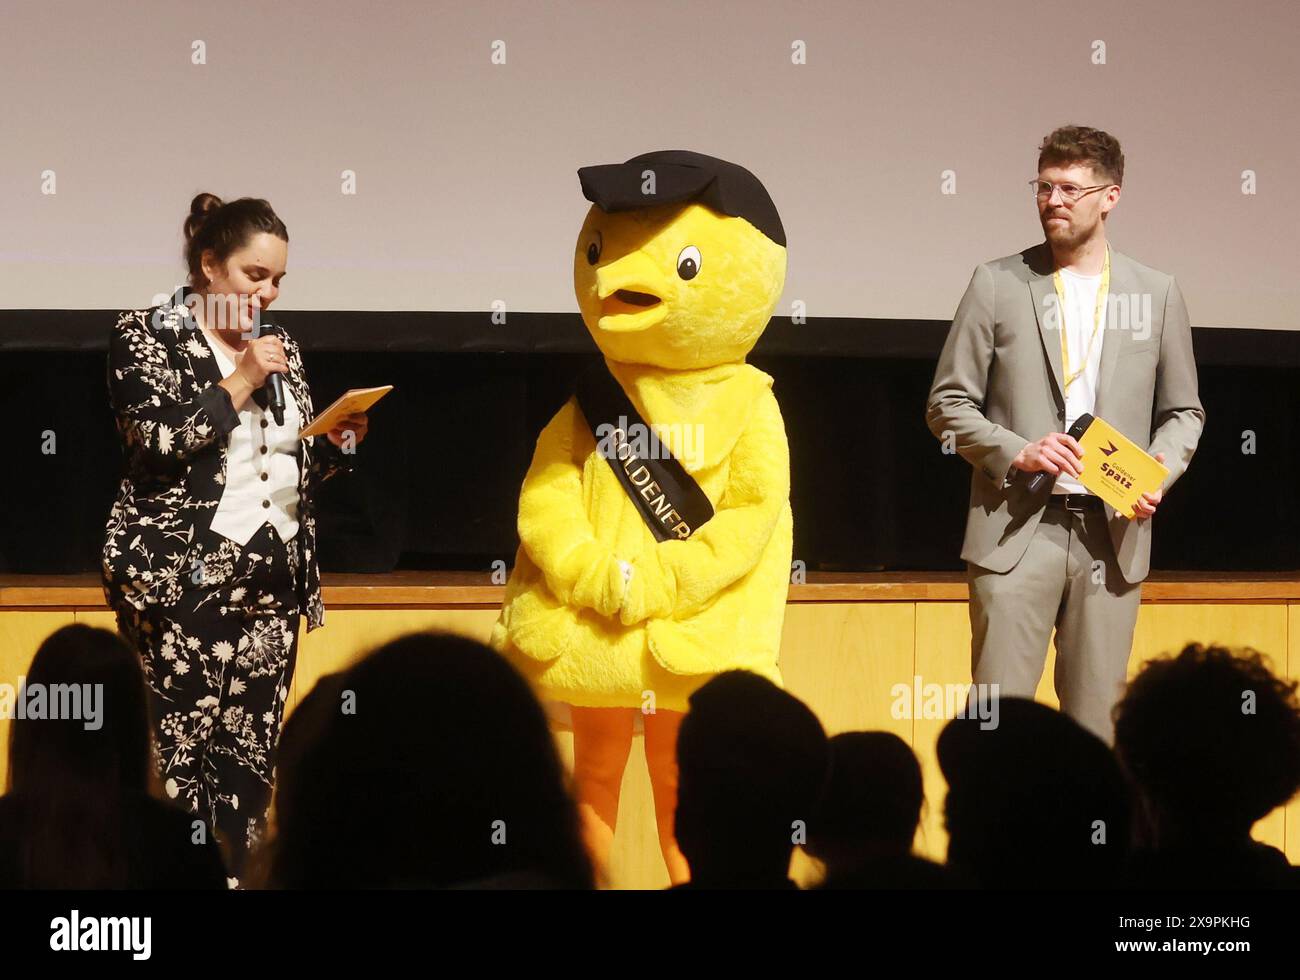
[102,194,369,884]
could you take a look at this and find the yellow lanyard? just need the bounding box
[1052,246,1109,393]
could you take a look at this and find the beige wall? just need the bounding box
[2,0,1297,329]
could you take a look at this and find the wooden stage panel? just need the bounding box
[0,572,1296,883]
[779,602,915,741]
[913,601,974,860]
[1291,605,1300,865]
[292,607,499,716]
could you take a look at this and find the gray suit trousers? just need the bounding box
[968,503,1142,745]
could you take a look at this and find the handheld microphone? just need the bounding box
[256,316,287,427]
[1025,413,1093,494]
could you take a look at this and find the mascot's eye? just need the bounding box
[676,245,701,281]
[586,231,602,265]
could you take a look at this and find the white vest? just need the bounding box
[201,331,302,545]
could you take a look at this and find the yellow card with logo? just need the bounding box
[1076,414,1169,520]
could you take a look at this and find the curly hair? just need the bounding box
[1037,125,1125,186]
[1113,643,1300,832]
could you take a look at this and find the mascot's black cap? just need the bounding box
[577,150,786,247]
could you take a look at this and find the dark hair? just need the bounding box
[676,671,829,870]
[1114,643,1300,839]
[938,697,1130,888]
[6,625,153,888]
[183,192,288,288]
[1037,125,1124,186]
[265,631,594,889]
[809,731,924,853]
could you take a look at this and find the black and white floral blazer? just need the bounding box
[101,287,355,632]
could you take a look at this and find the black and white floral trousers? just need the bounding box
[114,519,301,884]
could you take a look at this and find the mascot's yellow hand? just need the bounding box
[565,542,628,619]
[618,549,677,626]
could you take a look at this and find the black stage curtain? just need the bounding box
[2,312,1296,575]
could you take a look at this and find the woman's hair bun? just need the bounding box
[184,192,225,242]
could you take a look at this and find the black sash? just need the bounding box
[576,364,714,541]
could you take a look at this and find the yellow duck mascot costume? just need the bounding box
[490,151,791,884]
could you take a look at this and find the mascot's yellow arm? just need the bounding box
[619,390,789,624]
[515,400,626,618]
[515,384,789,626]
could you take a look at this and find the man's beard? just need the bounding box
[1043,215,1093,248]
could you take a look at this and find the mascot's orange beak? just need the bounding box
[596,250,669,333]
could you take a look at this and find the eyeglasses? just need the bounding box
[1029,179,1111,204]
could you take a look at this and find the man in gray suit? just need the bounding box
[926,125,1204,744]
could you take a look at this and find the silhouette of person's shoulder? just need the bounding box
[0,795,24,888]
[1124,841,1298,890]
[668,876,799,891]
[130,795,228,889]
[820,854,973,890]
[0,792,226,889]
[449,868,584,889]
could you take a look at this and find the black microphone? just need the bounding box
[1025,413,1093,494]
[256,316,287,426]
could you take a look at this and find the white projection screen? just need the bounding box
[2,0,1297,330]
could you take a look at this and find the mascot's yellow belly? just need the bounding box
[489,393,792,713]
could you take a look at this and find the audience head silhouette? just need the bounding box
[6,625,149,888]
[938,696,1129,889]
[809,732,922,860]
[9,625,149,798]
[2,624,224,889]
[1113,643,1300,886]
[266,631,593,888]
[805,731,958,887]
[674,670,828,888]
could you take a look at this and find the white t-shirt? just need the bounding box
[201,330,302,544]
[1054,267,1105,495]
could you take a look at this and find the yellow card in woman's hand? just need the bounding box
[299,386,393,439]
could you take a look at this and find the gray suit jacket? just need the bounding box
[925,242,1205,585]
